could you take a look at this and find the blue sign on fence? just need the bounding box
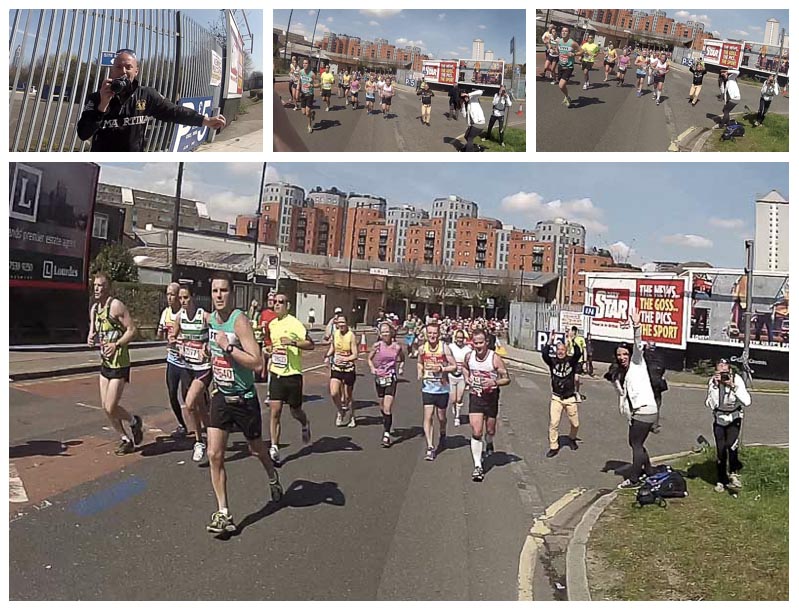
[101,51,116,67]
[405,77,416,88]
[583,305,598,317]
[170,96,213,152]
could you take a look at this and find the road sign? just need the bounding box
[100,51,116,67]
[583,305,597,317]
[369,267,389,276]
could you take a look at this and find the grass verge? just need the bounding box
[704,112,788,152]
[479,126,526,152]
[588,445,788,601]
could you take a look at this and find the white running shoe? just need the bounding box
[347,409,357,428]
[714,482,726,493]
[269,444,281,464]
[192,441,206,463]
[335,410,344,427]
[729,473,742,490]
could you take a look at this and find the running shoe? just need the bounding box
[269,472,284,503]
[567,438,579,451]
[472,466,484,482]
[114,439,135,456]
[729,473,742,490]
[192,441,206,462]
[652,94,657,100]
[302,422,312,444]
[325,107,329,112]
[562,96,571,106]
[347,410,357,428]
[206,510,236,534]
[130,415,144,445]
[171,425,187,438]
[617,478,642,490]
[753,121,760,127]
[546,448,559,458]
[636,91,642,97]
[424,447,436,461]
[714,482,726,493]
[575,393,582,403]
[656,100,661,106]
[269,444,281,465]
[307,125,313,133]
[550,80,556,85]
[382,432,391,448]
[335,410,344,427]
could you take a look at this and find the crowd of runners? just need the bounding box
[281,56,515,149]
[86,271,752,533]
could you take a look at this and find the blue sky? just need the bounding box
[97,162,788,269]
[8,9,262,72]
[666,9,789,40]
[273,9,526,61]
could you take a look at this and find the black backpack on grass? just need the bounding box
[636,466,689,507]
[721,120,745,141]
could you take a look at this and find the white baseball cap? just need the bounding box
[334,307,343,314]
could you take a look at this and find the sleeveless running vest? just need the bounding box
[94,298,130,369]
[332,329,355,372]
[420,341,449,393]
[209,309,255,398]
[467,349,499,396]
[373,341,402,377]
[557,38,576,68]
[178,307,211,371]
[159,306,184,366]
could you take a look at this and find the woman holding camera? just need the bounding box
[705,359,751,493]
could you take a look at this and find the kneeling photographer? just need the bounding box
[77,49,226,152]
[705,359,752,493]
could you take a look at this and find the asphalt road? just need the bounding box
[536,52,790,152]
[9,351,788,600]
[273,80,526,152]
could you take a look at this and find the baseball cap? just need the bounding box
[334,307,343,314]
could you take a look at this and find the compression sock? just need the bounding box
[382,412,393,434]
[486,433,494,447]
[471,436,483,468]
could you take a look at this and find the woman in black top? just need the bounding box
[417,82,435,126]
[688,59,707,106]
[448,85,461,120]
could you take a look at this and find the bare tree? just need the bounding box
[430,264,454,314]
[392,260,422,317]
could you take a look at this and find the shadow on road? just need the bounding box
[572,97,606,108]
[139,436,195,457]
[354,414,383,427]
[484,450,521,474]
[436,434,470,456]
[443,136,463,151]
[303,394,324,403]
[280,435,363,465]
[389,426,424,446]
[601,459,632,478]
[353,399,379,410]
[10,439,83,458]
[312,119,342,132]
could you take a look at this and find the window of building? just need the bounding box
[93,212,109,239]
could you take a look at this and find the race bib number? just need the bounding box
[377,375,395,387]
[212,355,234,385]
[181,340,204,363]
[272,350,288,367]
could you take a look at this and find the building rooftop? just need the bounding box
[758,189,788,204]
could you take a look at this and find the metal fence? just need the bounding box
[9,9,222,152]
[509,301,582,351]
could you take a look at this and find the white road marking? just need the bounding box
[9,463,29,503]
[76,402,104,411]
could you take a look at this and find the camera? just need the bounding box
[720,372,730,383]
[109,76,129,94]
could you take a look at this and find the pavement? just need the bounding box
[198,98,264,153]
[272,78,526,152]
[9,342,789,599]
[535,52,789,152]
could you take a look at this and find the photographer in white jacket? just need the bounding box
[484,86,512,147]
[718,68,741,128]
[606,308,659,490]
[460,88,486,152]
[705,359,751,493]
[754,74,780,127]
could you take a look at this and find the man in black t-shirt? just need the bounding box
[541,330,582,457]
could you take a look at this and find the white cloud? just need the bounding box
[674,11,711,27]
[750,25,763,32]
[307,10,315,16]
[369,21,380,28]
[709,217,745,229]
[457,46,469,51]
[608,241,635,263]
[478,24,487,30]
[730,30,750,38]
[500,192,608,233]
[359,9,402,18]
[437,13,446,21]
[327,17,334,23]
[396,38,425,48]
[284,21,330,40]
[661,234,714,248]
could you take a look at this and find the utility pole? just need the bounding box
[251,162,268,303]
[740,240,754,387]
[309,9,321,71]
[283,9,293,61]
[346,205,359,316]
[170,162,184,282]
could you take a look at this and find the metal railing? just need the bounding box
[9,9,222,152]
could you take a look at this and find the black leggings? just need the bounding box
[628,418,655,481]
[166,362,189,428]
[757,98,772,123]
[463,125,483,151]
[713,419,743,486]
[487,114,505,144]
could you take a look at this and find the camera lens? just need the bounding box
[110,76,128,94]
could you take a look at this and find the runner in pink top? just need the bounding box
[368,322,406,447]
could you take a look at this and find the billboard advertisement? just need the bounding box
[702,40,743,69]
[9,162,99,290]
[741,41,789,75]
[224,10,244,99]
[688,270,788,352]
[585,275,690,348]
[421,60,458,86]
[458,59,504,86]
[422,61,440,81]
[170,96,213,152]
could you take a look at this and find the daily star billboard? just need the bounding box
[702,39,743,69]
[585,274,690,348]
[422,60,458,85]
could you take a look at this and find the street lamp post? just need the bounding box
[346,205,359,317]
[170,162,184,282]
[741,240,754,387]
[251,162,268,302]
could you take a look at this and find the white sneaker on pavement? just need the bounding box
[192,441,206,462]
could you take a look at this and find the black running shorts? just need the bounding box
[559,68,574,82]
[210,391,262,440]
[300,94,314,108]
[331,369,356,387]
[468,391,500,418]
[321,89,332,99]
[422,392,449,410]
[100,365,130,383]
[269,374,304,409]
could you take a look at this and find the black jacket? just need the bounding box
[77,80,206,152]
[689,65,707,85]
[542,343,582,399]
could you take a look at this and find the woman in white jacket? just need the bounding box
[718,68,741,128]
[460,88,486,152]
[607,309,659,490]
[754,74,780,127]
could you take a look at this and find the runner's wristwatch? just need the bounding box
[225,345,234,355]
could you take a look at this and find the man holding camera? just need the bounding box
[705,359,751,494]
[77,49,227,152]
